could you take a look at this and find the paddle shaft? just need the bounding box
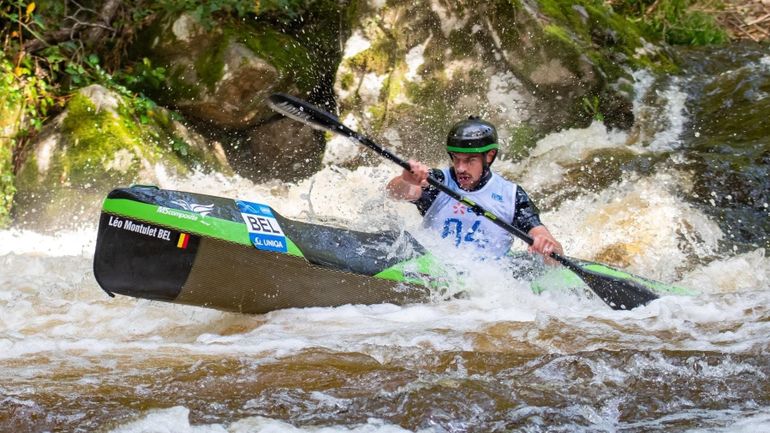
[331,122,648,303]
[267,93,660,309]
[337,123,570,257]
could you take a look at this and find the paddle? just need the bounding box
[267,93,660,310]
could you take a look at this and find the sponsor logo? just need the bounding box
[157,206,199,220]
[236,200,288,253]
[169,199,215,216]
[491,193,503,202]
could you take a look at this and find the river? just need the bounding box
[1,46,769,432]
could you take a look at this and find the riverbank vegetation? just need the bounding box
[0,0,753,156]
[0,0,767,226]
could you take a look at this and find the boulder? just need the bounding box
[13,85,230,229]
[130,12,337,181]
[243,117,325,181]
[0,93,21,227]
[328,0,672,166]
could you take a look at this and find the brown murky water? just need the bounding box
[3,45,770,433]
[1,249,769,433]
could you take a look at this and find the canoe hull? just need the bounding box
[94,186,432,314]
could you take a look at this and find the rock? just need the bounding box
[128,11,338,183]
[240,117,326,181]
[135,13,319,130]
[0,93,21,227]
[330,0,665,166]
[13,85,230,229]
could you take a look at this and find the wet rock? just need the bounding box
[242,117,326,182]
[134,13,318,130]
[13,85,230,230]
[329,0,663,166]
[0,94,21,227]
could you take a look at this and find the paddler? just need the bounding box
[386,116,563,261]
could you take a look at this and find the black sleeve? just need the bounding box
[512,186,543,233]
[411,169,445,216]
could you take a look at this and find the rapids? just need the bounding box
[2,48,770,432]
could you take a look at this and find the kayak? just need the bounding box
[93,185,691,314]
[94,185,447,314]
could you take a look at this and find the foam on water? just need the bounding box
[106,406,431,433]
[1,222,767,365]
[546,169,724,282]
[1,130,768,363]
[2,67,770,431]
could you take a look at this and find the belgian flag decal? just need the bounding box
[177,233,190,249]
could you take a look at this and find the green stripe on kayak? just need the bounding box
[530,266,588,294]
[102,198,304,257]
[374,253,452,288]
[529,258,695,296]
[582,263,696,295]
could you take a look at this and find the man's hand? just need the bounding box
[527,225,563,265]
[401,160,430,187]
[386,160,430,201]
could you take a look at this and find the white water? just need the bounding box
[2,73,770,431]
[2,158,769,431]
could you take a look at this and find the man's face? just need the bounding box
[450,151,495,190]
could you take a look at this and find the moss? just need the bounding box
[13,90,148,225]
[542,24,575,47]
[339,71,355,91]
[15,152,40,208]
[134,13,319,104]
[347,40,395,76]
[368,104,387,129]
[506,123,542,162]
[38,92,205,188]
[239,24,317,92]
[194,35,228,92]
[0,142,14,227]
[58,93,146,186]
[160,65,203,102]
[533,0,678,75]
[448,29,476,55]
[13,84,234,227]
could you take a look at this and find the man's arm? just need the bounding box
[528,225,563,258]
[512,186,563,260]
[386,160,430,201]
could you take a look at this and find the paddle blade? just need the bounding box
[573,265,660,310]
[267,93,343,134]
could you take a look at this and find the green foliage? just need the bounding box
[154,0,317,24]
[609,0,728,45]
[506,124,541,162]
[0,52,57,172]
[170,137,190,157]
[581,96,605,122]
[0,0,174,163]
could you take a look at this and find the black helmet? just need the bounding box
[446,116,498,154]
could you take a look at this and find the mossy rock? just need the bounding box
[13,85,230,229]
[0,99,21,228]
[678,46,770,248]
[130,13,320,129]
[329,0,676,167]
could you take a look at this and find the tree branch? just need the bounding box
[21,0,122,53]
